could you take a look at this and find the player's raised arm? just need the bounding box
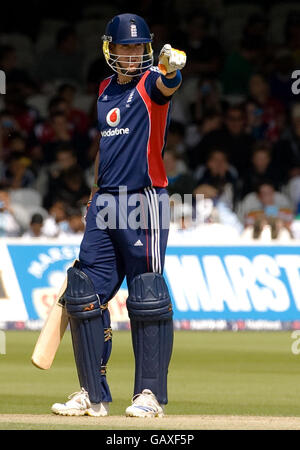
[156,44,187,96]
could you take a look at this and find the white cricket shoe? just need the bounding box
[51,387,109,417]
[125,389,164,418]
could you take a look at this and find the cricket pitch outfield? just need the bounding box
[1,330,300,430]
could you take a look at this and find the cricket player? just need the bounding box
[51,13,186,418]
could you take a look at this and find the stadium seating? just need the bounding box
[81,4,119,20]
[39,19,70,35]
[76,20,107,39]
[35,34,55,54]
[222,3,264,19]
[0,33,35,69]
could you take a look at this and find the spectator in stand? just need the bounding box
[273,103,300,182]
[164,148,195,198]
[239,180,293,227]
[40,112,74,164]
[3,152,35,189]
[65,206,85,236]
[191,104,254,174]
[0,132,28,180]
[244,100,267,141]
[32,96,74,145]
[42,200,69,238]
[190,78,222,124]
[165,121,186,155]
[221,14,270,98]
[22,213,45,238]
[239,141,282,199]
[3,91,39,137]
[0,188,21,236]
[0,111,22,162]
[57,84,90,135]
[243,14,269,48]
[221,37,261,97]
[35,26,84,86]
[185,109,223,169]
[194,148,238,209]
[6,132,27,155]
[31,95,90,167]
[179,10,223,79]
[48,96,70,117]
[247,73,285,143]
[43,165,90,210]
[192,183,243,235]
[35,145,78,198]
[285,171,300,216]
[30,96,72,168]
[0,45,36,96]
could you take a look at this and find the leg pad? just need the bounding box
[127,273,173,404]
[65,266,104,403]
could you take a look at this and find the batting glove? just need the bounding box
[158,44,187,75]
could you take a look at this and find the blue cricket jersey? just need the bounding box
[96,67,172,192]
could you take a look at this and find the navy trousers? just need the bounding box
[77,186,170,401]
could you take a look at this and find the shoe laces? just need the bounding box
[67,388,90,406]
[131,390,159,409]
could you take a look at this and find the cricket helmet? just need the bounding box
[102,13,154,76]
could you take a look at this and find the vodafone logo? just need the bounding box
[101,127,129,137]
[106,108,120,127]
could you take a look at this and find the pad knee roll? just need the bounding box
[127,272,173,321]
[65,266,102,319]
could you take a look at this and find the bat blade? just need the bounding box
[31,260,76,369]
[31,303,68,369]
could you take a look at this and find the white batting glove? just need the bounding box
[158,44,187,75]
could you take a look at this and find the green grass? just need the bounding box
[0,330,300,419]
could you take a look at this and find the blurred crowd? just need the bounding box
[1,1,300,241]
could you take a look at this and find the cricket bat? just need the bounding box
[31,260,76,369]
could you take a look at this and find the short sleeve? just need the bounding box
[144,67,172,105]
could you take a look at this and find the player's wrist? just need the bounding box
[161,69,182,88]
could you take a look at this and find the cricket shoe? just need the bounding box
[51,387,109,417]
[125,389,164,418]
